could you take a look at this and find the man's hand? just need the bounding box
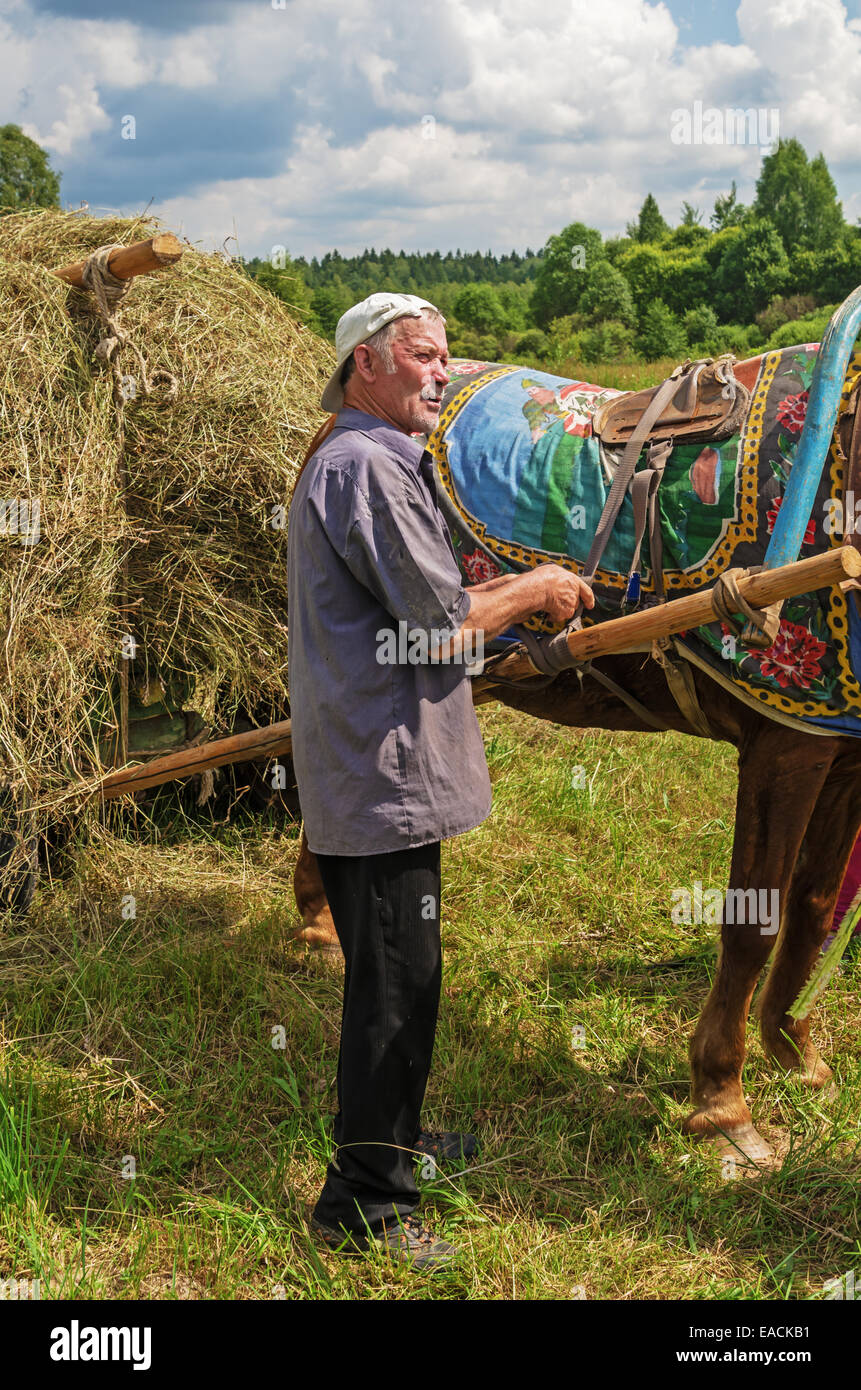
[535,563,595,624]
[454,562,594,651]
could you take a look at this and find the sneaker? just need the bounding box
[377,1213,458,1269]
[310,1213,458,1270]
[414,1129,479,1165]
[310,1217,369,1256]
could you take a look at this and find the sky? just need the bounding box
[2,0,861,262]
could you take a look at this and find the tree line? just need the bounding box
[245,140,860,368]
[2,122,858,368]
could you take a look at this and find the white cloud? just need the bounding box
[737,0,861,159]
[151,119,659,259]
[159,36,218,88]
[3,0,861,255]
[22,79,111,155]
[82,21,156,87]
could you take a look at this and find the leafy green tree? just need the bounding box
[765,305,836,350]
[447,330,500,362]
[717,323,755,355]
[543,315,585,373]
[683,305,720,353]
[680,202,702,226]
[616,244,665,316]
[530,221,605,327]
[755,293,817,340]
[578,260,636,328]
[710,218,789,321]
[512,328,550,361]
[580,320,635,363]
[753,139,844,254]
[452,283,506,335]
[495,281,531,332]
[0,124,60,210]
[788,235,861,303]
[663,223,710,252]
[603,235,635,265]
[710,181,746,230]
[295,244,544,300]
[657,254,713,315]
[635,298,686,360]
[626,193,670,244]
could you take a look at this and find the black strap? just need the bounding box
[480,632,676,732]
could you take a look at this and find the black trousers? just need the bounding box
[311,841,442,1235]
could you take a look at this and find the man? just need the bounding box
[287,292,593,1269]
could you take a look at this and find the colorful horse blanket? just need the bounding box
[426,348,861,738]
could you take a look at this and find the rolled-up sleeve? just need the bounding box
[341,470,470,633]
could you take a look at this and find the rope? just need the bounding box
[711,566,782,649]
[80,245,178,400]
[79,244,178,767]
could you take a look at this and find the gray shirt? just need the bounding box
[287,407,492,856]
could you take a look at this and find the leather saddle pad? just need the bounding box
[593,359,750,447]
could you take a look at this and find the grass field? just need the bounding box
[1,703,859,1301]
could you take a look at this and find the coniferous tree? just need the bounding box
[627,193,670,243]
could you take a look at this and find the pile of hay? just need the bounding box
[0,207,333,858]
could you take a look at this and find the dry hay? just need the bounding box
[0,206,334,868]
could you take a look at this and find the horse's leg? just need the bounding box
[758,747,861,1083]
[684,724,835,1164]
[292,828,340,952]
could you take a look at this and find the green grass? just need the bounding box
[1,706,859,1300]
[555,357,683,393]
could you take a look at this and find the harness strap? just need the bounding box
[576,369,684,604]
[579,660,678,733]
[498,617,715,737]
[628,436,672,604]
[495,625,677,732]
[651,641,714,739]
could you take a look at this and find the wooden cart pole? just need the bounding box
[91,547,861,803]
[471,546,861,694]
[95,719,295,802]
[52,233,184,287]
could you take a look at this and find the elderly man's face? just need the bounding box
[352,316,450,436]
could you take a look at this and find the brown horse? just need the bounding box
[289,344,861,1169]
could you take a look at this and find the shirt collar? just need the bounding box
[333,407,427,471]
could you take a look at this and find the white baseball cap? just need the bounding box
[320,292,445,413]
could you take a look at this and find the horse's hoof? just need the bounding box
[291,924,342,956]
[769,1049,834,1090]
[708,1123,777,1175]
[761,1030,833,1089]
[797,1054,834,1090]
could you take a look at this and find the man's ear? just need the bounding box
[353,344,377,383]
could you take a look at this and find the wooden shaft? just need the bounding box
[91,548,861,801]
[473,547,861,692]
[96,719,294,802]
[53,233,184,288]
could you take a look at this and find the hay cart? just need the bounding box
[1,215,329,912]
